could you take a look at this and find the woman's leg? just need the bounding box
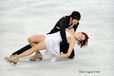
[5,41,46,64]
[17,41,46,58]
[11,34,45,56]
[28,34,45,54]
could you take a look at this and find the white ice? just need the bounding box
[0,0,114,76]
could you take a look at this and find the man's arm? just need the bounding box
[47,18,61,34]
[59,17,68,43]
[48,16,68,43]
[47,22,59,34]
[73,22,79,32]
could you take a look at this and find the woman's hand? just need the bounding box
[55,53,70,58]
[55,53,61,58]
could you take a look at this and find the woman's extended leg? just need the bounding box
[10,34,45,57]
[5,41,46,64]
[17,41,46,58]
[28,34,45,60]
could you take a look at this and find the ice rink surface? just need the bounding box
[0,0,114,76]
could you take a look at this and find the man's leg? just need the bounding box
[60,42,75,59]
[68,49,75,59]
[10,44,31,56]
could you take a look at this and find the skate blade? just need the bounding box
[4,58,16,66]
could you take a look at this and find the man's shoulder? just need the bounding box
[59,15,70,19]
[58,16,70,22]
[62,16,70,19]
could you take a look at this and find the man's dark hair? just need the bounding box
[70,11,81,20]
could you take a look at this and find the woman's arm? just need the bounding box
[55,36,75,58]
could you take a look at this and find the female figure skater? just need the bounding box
[5,28,89,64]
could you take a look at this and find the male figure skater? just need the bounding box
[11,11,81,60]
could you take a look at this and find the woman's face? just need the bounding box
[76,32,85,41]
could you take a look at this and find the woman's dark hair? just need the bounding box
[77,32,89,48]
[70,11,81,20]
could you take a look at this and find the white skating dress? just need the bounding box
[44,30,72,62]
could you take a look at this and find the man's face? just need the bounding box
[72,19,79,25]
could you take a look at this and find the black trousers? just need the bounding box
[10,44,31,56]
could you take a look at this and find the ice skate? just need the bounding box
[29,52,42,61]
[5,55,19,64]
